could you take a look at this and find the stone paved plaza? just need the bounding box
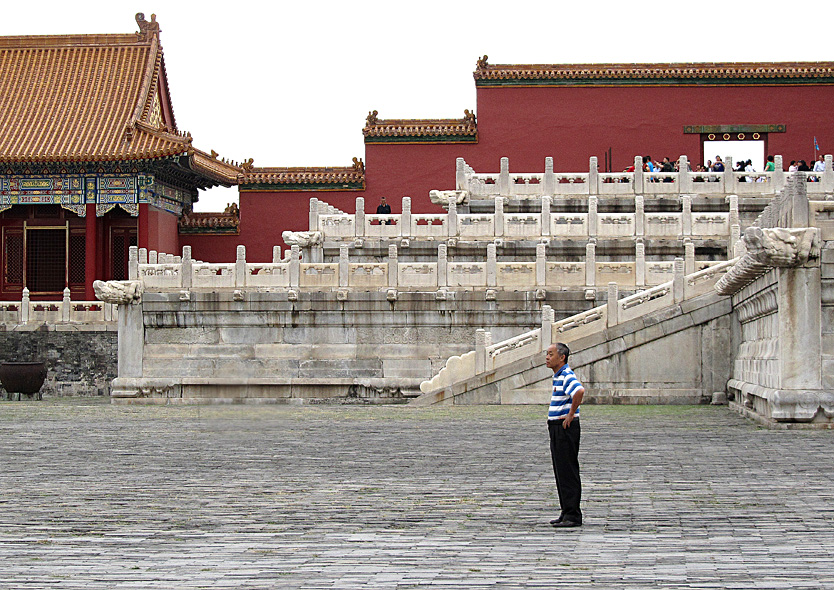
[1,400,832,589]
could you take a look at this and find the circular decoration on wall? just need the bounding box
[708,134,716,140]
[753,133,760,140]
[738,133,745,140]
[723,133,731,140]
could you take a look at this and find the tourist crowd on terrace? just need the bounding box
[625,153,827,182]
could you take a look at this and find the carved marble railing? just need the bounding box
[715,172,831,424]
[131,244,728,294]
[719,172,824,295]
[0,288,117,324]
[310,193,739,243]
[455,154,834,198]
[419,258,737,395]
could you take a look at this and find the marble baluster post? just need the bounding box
[498,157,510,197]
[437,244,448,289]
[486,243,497,288]
[536,243,546,287]
[388,244,398,288]
[543,157,555,196]
[355,197,365,238]
[181,246,192,289]
[541,196,552,237]
[588,156,599,195]
[235,245,246,288]
[636,238,646,287]
[585,239,596,287]
[607,282,619,327]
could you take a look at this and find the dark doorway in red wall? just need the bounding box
[109,227,137,281]
[26,227,66,293]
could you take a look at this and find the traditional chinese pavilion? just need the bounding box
[0,13,240,300]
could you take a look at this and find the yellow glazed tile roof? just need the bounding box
[0,14,191,163]
[362,110,477,140]
[240,158,365,187]
[473,56,834,85]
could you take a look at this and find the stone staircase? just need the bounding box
[413,260,736,406]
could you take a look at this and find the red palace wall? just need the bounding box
[363,142,480,213]
[238,189,364,262]
[474,84,834,173]
[146,206,180,256]
[183,233,240,264]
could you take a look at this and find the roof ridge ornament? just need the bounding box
[366,110,379,127]
[476,55,488,71]
[135,13,160,42]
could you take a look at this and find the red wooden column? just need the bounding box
[84,203,97,300]
[138,203,149,251]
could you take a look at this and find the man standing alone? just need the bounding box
[546,343,585,528]
[376,196,392,224]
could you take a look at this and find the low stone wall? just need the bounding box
[0,325,117,397]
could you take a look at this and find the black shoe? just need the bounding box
[552,520,582,528]
[549,516,564,525]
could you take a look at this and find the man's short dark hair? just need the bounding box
[556,342,570,364]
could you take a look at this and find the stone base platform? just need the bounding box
[110,377,422,405]
[727,379,834,429]
[730,400,834,429]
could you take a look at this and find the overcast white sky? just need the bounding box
[4,1,833,211]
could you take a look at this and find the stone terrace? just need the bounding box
[0,399,832,589]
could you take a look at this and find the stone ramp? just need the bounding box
[413,281,733,406]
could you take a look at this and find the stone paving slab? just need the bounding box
[0,400,832,589]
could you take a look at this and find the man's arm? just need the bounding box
[563,387,584,428]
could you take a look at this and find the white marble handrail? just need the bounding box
[419,256,737,395]
[0,288,116,324]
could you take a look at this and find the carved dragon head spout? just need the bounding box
[93,280,143,305]
[744,226,821,267]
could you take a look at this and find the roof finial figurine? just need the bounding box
[476,55,489,70]
[352,157,365,172]
[463,109,476,126]
[366,110,379,127]
[135,13,160,41]
[240,158,254,171]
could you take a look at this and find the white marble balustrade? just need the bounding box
[455,155,834,198]
[311,192,738,242]
[0,288,116,325]
[132,242,730,294]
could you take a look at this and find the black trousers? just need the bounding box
[548,418,582,523]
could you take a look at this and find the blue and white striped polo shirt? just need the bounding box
[548,364,582,420]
